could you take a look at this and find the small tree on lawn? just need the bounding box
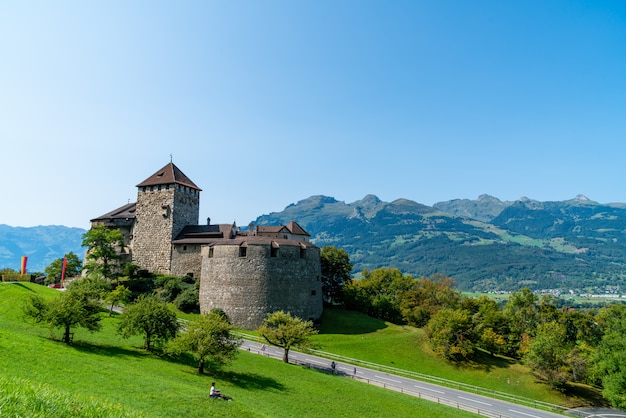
[259,310,317,363]
[167,310,242,374]
[105,284,132,316]
[23,283,102,344]
[118,294,179,351]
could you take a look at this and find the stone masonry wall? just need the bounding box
[171,244,202,278]
[132,185,199,274]
[199,243,322,329]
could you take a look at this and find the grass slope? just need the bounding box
[313,308,600,408]
[0,283,476,417]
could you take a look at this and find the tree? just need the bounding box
[44,252,83,282]
[69,274,112,298]
[503,287,540,357]
[167,310,242,374]
[400,274,460,327]
[593,304,626,408]
[118,294,179,351]
[23,283,102,344]
[320,246,353,305]
[464,295,509,356]
[259,310,318,363]
[343,267,417,323]
[105,284,131,316]
[524,321,570,390]
[82,225,125,278]
[427,308,475,361]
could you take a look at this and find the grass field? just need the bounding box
[0,282,478,417]
[312,308,602,408]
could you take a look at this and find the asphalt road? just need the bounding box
[240,340,626,418]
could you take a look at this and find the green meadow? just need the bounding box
[1,282,479,417]
[2,282,600,416]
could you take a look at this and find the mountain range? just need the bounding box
[4,194,626,292]
[255,194,626,292]
[0,224,86,274]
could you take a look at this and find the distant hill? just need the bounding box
[5,193,626,292]
[0,225,86,273]
[256,194,626,292]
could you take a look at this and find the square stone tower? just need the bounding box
[132,162,201,274]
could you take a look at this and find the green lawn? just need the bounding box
[312,308,600,408]
[0,283,477,417]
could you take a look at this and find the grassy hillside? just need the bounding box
[0,283,476,417]
[313,309,599,407]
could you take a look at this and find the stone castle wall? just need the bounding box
[171,244,202,278]
[132,185,199,274]
[199,243,322,329]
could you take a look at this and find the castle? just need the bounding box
[90,162,323,329]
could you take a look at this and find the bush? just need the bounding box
[174,288,200,313]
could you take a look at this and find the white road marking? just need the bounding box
[414,385,445,394]
[375,375,402,383]
[508,409,541,418]
[458,396,491,406]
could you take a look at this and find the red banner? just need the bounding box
[61,258,67,282]
[20,256,27,275]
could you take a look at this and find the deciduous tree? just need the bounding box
[118,294,179,351]
[168,310,241,374]
[503,287,539,357]
[259,310,317,363]
[344,267,417,323]
[320,246,353,305]
[400,274,460,327]
[524,321,570,390]
[23,283,102,344]
[44,252,83,282]
[592,304,626,408]
[427,308,475,361]
[105,284,131,316]
[82,225,125,278]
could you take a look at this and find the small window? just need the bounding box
[311,290,317,296]
[208,247,214,258]
[300,246,306,259]
[239,243,247,257]
[271,241,279,258]
[182,245,187,251]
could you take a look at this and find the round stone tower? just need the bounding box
[199,237,323,329]
[132,162,201,274]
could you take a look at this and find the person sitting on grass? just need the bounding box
[210,382,222,398]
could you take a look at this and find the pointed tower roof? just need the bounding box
[136,162,202,191]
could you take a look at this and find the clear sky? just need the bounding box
[1,1,625,229]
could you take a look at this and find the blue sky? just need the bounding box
[1,1,625,229]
